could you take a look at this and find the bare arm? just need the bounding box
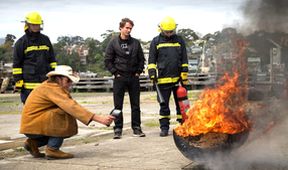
[91,114,115,126]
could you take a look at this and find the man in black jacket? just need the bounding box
[13,11,57,104]
[105,18,145,139]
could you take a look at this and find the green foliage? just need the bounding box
[86,63,110,77]
[56,52,85,72]
[177,28,199,47]
[143,119,159,127]
[84,37,108,75]
[101,30,118,52]
[5,34,16,45]
[53,34,119,73]
[54,36,86,71]
[0,47,6,62]
[0,34,15,63]
[85,38,99,64]
[56,36,84,46]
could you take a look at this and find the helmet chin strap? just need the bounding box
[24,24,29,31]
[40,22,44,30]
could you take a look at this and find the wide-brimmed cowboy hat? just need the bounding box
[46,65,80,83]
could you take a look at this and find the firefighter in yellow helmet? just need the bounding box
[12,11,57,103]
[148,16,189,137]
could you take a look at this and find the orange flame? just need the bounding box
[175,72,251,137]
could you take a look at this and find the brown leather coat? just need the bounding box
[20,81,94,137]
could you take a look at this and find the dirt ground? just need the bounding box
[1,91,288,169]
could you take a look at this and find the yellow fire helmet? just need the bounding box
[159,16,177,31]
[25,11,43,25]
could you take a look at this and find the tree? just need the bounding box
[0,34,16,63]
[56,51,84,72]
[177,28,199,47]
[56,36,84,46]
[85,38,101,64]
[54,36,87,71]
[84,37,108,75]
[101,30,118,52]
[5,34,16,45]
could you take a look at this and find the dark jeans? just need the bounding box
[20,89,32,104]
[158,83,181,131]
[25,134,64,150]
[113,75,141,130]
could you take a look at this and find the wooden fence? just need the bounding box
[72,73,216,92]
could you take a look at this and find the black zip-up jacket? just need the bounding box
[12,31,57,89]
[105,35,145,76]
[148,33,188,84]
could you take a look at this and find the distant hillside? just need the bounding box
[0,38,4,45]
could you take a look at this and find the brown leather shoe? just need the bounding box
[24,138,45,158]
[45,146,74,159]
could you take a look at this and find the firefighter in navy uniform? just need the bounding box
[148,16,189,137]
[13,11,57,103]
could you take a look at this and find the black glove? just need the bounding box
[13,80,24,93]
[148,69,157,82]
[180,72,188,85]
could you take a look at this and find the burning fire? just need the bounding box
[175,72,251,137]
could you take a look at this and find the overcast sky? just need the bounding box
[0,0,246,43]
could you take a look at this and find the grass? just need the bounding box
[0,111,21,115]
[0,94,22,115]
[143,117,181,128]
[144,119,159,127]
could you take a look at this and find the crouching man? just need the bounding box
[20,65,115,159]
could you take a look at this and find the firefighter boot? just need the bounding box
[24,138,45,158]
[45,146,74,159]
[160,129,169,137]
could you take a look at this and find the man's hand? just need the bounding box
[93,114,115,126]
[180,72,188,85]
[148,69,157,82]
[103,115,115,126]
[13,80,24,93]
[105,115,115,126]
[150,75,157,83]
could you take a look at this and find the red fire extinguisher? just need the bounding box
[176,85,190,124]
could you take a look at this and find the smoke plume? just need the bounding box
[240,0,288,34]
[195,99,288,170]
[184,1,288,169]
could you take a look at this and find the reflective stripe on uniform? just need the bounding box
[176,115,182,119]
[156,42,181,50]
[182,63,188,67]
[159,115,171,119]
[50,62,57,69]
[24,45,50,54]
[12,68,22,75]
[24,82,41,89]
[147,63,157,70]
[158,77,179,84]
